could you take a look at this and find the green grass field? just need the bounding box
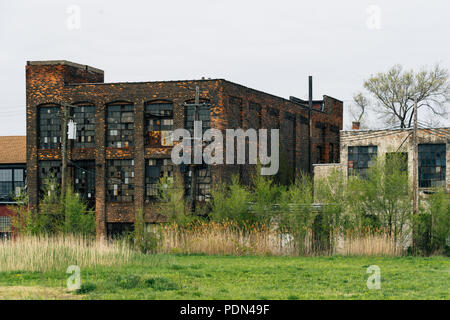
[0,255,448,300]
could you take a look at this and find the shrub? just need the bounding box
[133,209,159,254]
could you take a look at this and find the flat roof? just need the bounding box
[27,60,104,74]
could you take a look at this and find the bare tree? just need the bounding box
[349,92,369,127]
[362,64,450,128]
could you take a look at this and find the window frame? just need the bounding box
[347,145,378,178]
[106,159,135,202]
[418,144,446,188]
[38,105,62,149]
[0,165,26,203]
[144,102,174,147]
[72,105,96,148]
[106,103,134,148]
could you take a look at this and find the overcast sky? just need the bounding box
[1,0,449,135]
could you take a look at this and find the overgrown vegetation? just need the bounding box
[153,155,448,256]
[11,176,95,236]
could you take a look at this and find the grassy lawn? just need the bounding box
[0,255,448,300]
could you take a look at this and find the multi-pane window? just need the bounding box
[145,102,174,147]
[145,158,173,201]
[73,105,95,148]
[185,103,211,201]
[39,106,62,149]
[185,104,211,135]
[39,161,62,195]
[418,144,446,188]
[348,146,378,178]
[185,166,211,202]
[0,166,26,202]
[0,216,11,238]
[73,160,96,205]
[107,159,134,202]
[106,104,134,148]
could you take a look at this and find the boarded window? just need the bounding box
[145,158,173,201]
[73,105,95,148]
[106,104,134,148]
[39,106,62,149]
[145,103,174,147]
[348,146,378,178]
[418,144,446,188]
[106,159,134,202]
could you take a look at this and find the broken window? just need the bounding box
[348,146,378,178]
[145,158,173,202]
[106,104,134,148]
[184,102,211,201]
[185,166,212,202]
[145,102,174,147]
[39,106,62,149]
[0,216,11,239]
[38,160,62,196]
[73,105,95,148]
[185,103,211,135]
[0,165,26,202]
[418,144,446,188]
[106,159,134,202]
[73,160,96,206]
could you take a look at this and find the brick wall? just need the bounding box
[26,60,343,236]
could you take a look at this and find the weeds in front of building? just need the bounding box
[2,156,448,272]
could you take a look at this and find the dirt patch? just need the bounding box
[0,286,82,300]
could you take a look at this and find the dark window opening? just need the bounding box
[106,104,134,148]
[38,161,62,197]
[185,166,212,202]
[73,160,96,206]
[73,105,95,148]
[0,165,26,202]
[145,102,173,147]
[348,146,378,178]
[185,104,211,135]
[39,106,62,149]
[418,144,446,188]
[106,159,134,202]
[184,103,211,201]
[107,222,134,238]
[145,158,173,202]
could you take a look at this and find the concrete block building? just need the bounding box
[26,60,343,236]
[314,124,450,192]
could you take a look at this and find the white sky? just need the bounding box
[1,0,449,135]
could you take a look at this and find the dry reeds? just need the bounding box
[0,234,133,272]
[157,221,404,257]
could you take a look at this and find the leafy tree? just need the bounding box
[360,64,449,128]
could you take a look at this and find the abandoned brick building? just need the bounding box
[26,60,343,236]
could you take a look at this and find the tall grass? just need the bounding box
[157,221,404,256]
[0,235,134,272]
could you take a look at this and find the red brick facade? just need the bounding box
[26,60,343,236]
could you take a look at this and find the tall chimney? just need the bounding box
[352,121,360,130]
